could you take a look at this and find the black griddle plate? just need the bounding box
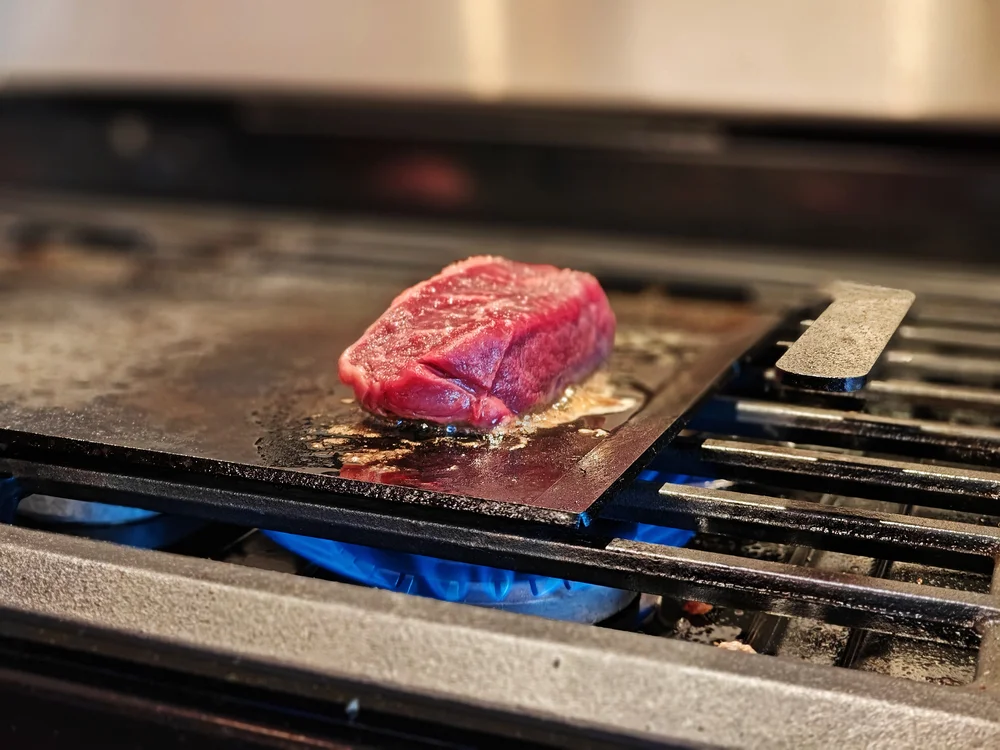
[0,253,774,527]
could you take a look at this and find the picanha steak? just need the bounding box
[339,256,616,430]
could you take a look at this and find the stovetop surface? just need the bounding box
[0,243,774,526]
[2,194,1000,748]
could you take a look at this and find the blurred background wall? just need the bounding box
[2,0,1000,123]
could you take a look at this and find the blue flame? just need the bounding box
[264,473,703,611]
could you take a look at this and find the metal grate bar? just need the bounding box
[909,302,1000,332]
[607,483,999,573]
[864,379,1000,411]
[751,372,1000,416]
[885,350,1000,382]
[657,438,1000,516]
[975,625,1000,689]
[608,538,991,644]
[3,458,993,643]
[897,325,1000,354]
[974,568,1000,688]
[691,397,1000,464]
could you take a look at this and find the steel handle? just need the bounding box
[775,282,915,392]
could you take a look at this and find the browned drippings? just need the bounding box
[0,233,776,522]
[299,367,643,473]
[248,296,771,508]
[508,372,638,435]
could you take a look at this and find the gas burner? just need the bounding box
[18,495,159,525]
[15,495,203,550]
[264,529,640,623]
[265,474,705,624]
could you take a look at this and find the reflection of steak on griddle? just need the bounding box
[339,256,616,430]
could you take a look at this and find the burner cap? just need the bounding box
[264,530,654,623]
[18,495,159,525]
[265,474,705,623]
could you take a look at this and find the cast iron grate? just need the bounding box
[53,271,990,687]
[595,292,1000,682]
[3,199,1000,693]
[171,280,1000,684]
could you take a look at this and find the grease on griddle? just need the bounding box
[252,310,737,501]
[295,369,641,479]
[509,371,638,435]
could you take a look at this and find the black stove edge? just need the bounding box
[9,462,1000,647]
[6,458,998,645]
[0,640,563,750]
[0,524,997,750]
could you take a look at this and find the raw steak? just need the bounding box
[339,256,616,430]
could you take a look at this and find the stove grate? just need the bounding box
[6,276,1000,672]
[4,202,1000,744]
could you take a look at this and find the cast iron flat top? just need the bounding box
[0,250,773,526]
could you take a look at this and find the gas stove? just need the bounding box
[2,91,1000,749]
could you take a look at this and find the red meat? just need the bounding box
[339,256,616,430]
